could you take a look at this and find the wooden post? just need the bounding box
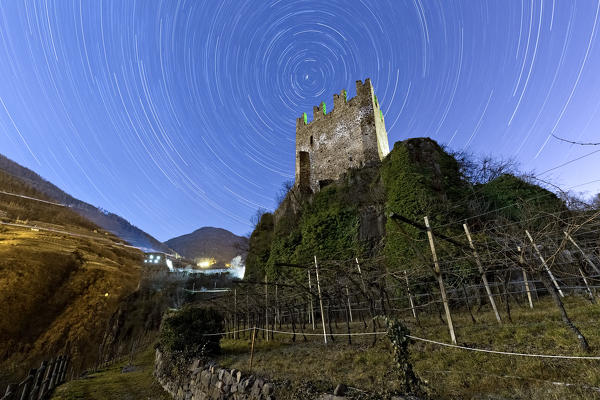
[3,384,15,399]
[39,358,53,398]
[314,256,328,344]
[308,270,315,330]
[522,271,534,309]
[30,360,47,399]
[19,368,35,400]
[345,285,353,322]
[463,223,502,324]
[565,231,600,275]
[249,327,256,373]
[355,258,367,293]
[234,289,238,340]
[404,271,417,320]
[275,284,280,327]
[579,267,595,302]
[424,216,457,344]
[60,357,69,383]
[526,230,564,297]
[264,275,269,342]
[518,246,535,309]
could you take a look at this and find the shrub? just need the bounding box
[158,306,224,361]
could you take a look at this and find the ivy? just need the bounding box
[342,89,347,102]
[303,112,308,124]
[322,102,326,115]
[374,94,378,107]
[385,317,428,397]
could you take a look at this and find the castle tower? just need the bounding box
[295,78,390,193]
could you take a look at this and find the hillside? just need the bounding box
[0,166,143,388]
[0,154,170,252]
[165,227,248,266]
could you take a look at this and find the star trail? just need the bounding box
[0,0,599,240]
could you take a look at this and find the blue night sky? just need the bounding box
[1,1,599,241]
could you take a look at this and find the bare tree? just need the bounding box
[450,150,519,185]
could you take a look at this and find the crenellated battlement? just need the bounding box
[295,78,390,193]
[296,79,376,128]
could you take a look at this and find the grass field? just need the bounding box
[217,295,600,399]
[51,346,170,400]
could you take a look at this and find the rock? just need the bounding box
[262,383,273,395]
[121,365,136,373]
[201,370,211,387]
[242,376,254,391]
[223,371,233,385]
[334,384,347,396]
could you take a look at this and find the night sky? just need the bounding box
[1,1,599,241]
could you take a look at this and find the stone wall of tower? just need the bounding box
[295,78,390,193]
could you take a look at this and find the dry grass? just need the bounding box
[0,225,142,383]
[51,345,170,400]
[217,296,600,399]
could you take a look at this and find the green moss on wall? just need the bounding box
[243,137,567,289]
[265,182,364,282]
[478,174,566,225]
[381,138,470,272]
[244,212,274,282]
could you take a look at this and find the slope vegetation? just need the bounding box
[0,167,143,386]
[0,154,169,252]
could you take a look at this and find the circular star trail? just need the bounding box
[0,0,599,240]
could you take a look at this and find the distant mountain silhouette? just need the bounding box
[0,153,171,252]
[165,227,248,265]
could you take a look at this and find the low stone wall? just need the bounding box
[154,349,274,400]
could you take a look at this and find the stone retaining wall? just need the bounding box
[154,349,274,400]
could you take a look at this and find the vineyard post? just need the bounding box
[355,258,367,293]
[246,290,249,339]
[518,247,534,308]
[346,285,353,322]
[526,230,564,297]
[404,270,417,320]
[308,270,315,330]
[314,256,328,344]
[463,223,502,324]
[424,216,456,344]
[234,289,238,340]
[264,275,269,342]
[579,267,595,303]
[249,327,256,373]
[275,284,280,328]
[564,231,600,274]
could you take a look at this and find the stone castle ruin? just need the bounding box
[295,78,390,192]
